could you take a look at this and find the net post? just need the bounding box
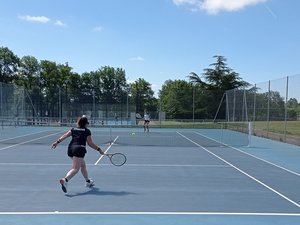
[247,121,253,147]
[109,125,112,145]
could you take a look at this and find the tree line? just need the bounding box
[2,46,297,121]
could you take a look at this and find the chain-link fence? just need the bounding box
[2,74,300,146]
[226,74,300,145]
[0,81,226,128]
[0,82,136,126]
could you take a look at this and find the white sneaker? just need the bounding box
[86,179,95,188]
[59,178,68,193]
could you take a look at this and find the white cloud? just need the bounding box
[19,15,50,23]
[172,0,268,14]
[173,0,199,5]
[129,56,145,61]
[93,26,103,32]
[19,15,67,26]
[54,20,67,27]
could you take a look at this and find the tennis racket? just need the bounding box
[136,113,142,119]
[105,153,127,166]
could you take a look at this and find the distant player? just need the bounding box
[143,109,150,132]
[51,115,105,193]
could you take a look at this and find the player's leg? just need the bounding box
[65,156,81,180]
[59,156,81,193]
[80,159,88,180]
[80,159,94,187]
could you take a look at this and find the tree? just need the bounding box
[287,98,299,109]
[89,66,129,119]
[286,97,299,120]
[16,56,40,88]
[159,79,193,119]
[129,78,156,113]
[187,55,249,119]
[39,60,61,117]
[16,56,41,117]
[57,63,79,118]
[287,98,299,120]
[98,66,128,104]
[188,55,248,90]
[0,47,20,83]
[254,90,286,121]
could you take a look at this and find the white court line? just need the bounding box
[0,129,55,142]
[120,164,230,167]
[0,131,64,151]
[94,136,119,165]
[177,132,300,208]
[194,131,300,177]
[0,162,230,167]
[0,211,300,216]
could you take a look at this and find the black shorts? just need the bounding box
[144,120,150,124]
[67,145,87,158]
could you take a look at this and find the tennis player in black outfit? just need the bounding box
[52,115,105,193]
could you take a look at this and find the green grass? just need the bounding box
[254,121,300,136]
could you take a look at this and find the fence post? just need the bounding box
[226,91,229,121]
[284,76,289,142]
[59,87,62,124]
[233,88,236,121]
[267,80,271,137]
[253,84,257,122]
[0,82,2,117]
[192,86,195,124]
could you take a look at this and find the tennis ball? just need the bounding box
[131,132,135,135]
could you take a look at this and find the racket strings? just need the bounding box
[110,153,126,166]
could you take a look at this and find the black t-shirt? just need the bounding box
[68,127,91,147]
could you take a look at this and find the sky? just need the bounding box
[1,0,300,96]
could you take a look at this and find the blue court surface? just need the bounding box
[1,126,300,225]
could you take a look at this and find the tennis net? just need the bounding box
[95,122,252,147]
[0,122,252,147]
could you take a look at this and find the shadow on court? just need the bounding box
[65,187,135,198]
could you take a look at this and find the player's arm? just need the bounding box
[86,135,105,154]
[51,130,71,148]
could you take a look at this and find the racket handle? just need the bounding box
[97,147,105,155]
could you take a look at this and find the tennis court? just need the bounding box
[1,125,300,224]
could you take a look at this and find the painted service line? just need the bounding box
[0,162,230,167]
[0,129,56,142]
[0,131,64,151]
[0,211,300,216]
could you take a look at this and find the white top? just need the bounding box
[144,113,150,121]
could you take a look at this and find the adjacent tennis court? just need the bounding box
[1,125,300,224]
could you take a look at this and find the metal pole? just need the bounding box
[225,92,229,121]
[284,76,289,142]
[93,89,95,124]
[0,82,2,118]
[59,87,62,125]
[192,86,195,124]
[253,84,257,132]
[233,89,236,121]
[267,80,270,137]
[213,92,226,122]
[159,98,162,127]
[243,88,248,122]
[126,91,129,125]
[253,84,257,122]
